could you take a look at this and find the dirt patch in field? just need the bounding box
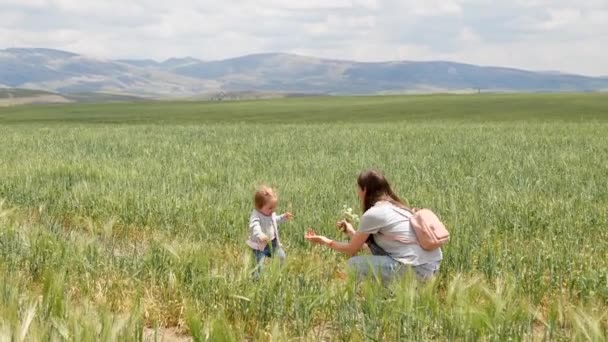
[143,327,192,342]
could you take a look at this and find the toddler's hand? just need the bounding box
[283,212,294,220]
[259,234,270,242]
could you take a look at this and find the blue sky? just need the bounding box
[1,0,606,75]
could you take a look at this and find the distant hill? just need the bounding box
[0,88,57,99]
[2,48,607,97]
[62,92,150,103]
[0,87,149,106]
[0,87,70,106]
[0,48,217,97]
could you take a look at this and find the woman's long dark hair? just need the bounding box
[357,169,409,213]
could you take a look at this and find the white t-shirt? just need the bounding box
[358,201,443,266]
[246,210,287,250]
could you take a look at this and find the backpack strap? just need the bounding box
[389,206,420,245]
[391,206,414,220]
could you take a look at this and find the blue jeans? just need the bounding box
[251,239,286,278]
[347,255,440,284]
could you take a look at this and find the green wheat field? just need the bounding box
[0,93,607,341]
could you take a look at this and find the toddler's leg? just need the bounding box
[251,249,266,279]
[270,239,286,265]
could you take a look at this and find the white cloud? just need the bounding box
[0,10,25,26]
[459,27,481,44]
[540,8,582,30]
[401,0,462,16]
[1,0,48,9]
[0,0,606,75]
[51,0,142,15]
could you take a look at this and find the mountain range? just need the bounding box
[1,48,607,98]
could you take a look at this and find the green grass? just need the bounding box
[0,94,607,341]
[1,93,607,124]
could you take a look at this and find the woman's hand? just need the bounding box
[304,228,332,246]
[336,220,355,235]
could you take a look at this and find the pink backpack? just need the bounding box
[394,207,450,250]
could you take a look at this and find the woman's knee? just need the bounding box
[414,262,440,281]
[346,256,371,278]
[346,256,362,270]
[347,256,405,283]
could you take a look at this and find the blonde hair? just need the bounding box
[254,185,277,210]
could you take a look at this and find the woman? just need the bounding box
[305,169,442,283]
